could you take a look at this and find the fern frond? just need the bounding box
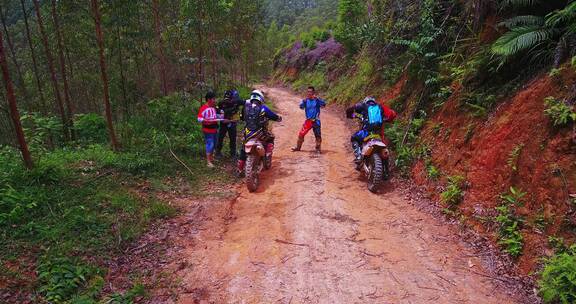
[499,15,544,28]
[546,1,576,28]
[500,0,540,9]
[491,26,556,57]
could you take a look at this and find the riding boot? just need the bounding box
[315,137,322,154]
[207,153,215,168]
[236,160,246,177]
[291,136,304,152]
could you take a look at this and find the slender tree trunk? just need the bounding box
[51,0,74,139]
[0,4,30,105]
[91,0,119,151]
[33,0,68,140]
[0,30,33,169]
[116,26,129,119]
[198,31,205,86]
[210,31,217,90]
[20,0,46,113]
[152,0,168,95]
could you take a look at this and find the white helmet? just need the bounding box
[362,96,377,104]
[250,90,265,103]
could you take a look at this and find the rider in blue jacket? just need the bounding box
[346,97,396,163]
[291,86,326,153]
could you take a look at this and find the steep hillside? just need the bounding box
[272,0,576,291]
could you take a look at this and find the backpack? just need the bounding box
[366,103,383,131]
[244,102,264,132]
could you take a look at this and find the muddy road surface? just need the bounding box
[171,86,528,303]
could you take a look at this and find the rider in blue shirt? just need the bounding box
[291,86,326,153]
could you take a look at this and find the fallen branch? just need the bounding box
[361,249,387,257]
[275,239,310,247]
[461,268,512,283]
[163,133,195,176]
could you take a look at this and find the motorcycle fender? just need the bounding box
[362,140,387,156]
[244,142,255,154]
[246,140,265,156]
[362,144,374,157]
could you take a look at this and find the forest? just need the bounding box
[1,0,576,303]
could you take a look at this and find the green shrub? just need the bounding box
[440,175,465,207]
[105,283,146,304]
[539,245,576,304]
[301,32,317,49]
[500,186,526,205]
[495,204,524,257]
[426,162,441,180]
[20,112,64,152]
[74,113,108,143]
[544,96,576,127]
[37,256,99,303]
[310,26,330,42]
[507,144,524,172]
[293,71,327,92]
[494,187,526,257]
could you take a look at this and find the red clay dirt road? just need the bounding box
[173,86,528,303]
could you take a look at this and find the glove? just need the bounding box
[277,116,283,122]
[345,107,355,119]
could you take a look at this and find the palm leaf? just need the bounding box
[491,26,555,57]
[499,15,545,28]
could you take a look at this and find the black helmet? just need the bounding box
[205,91,216,100]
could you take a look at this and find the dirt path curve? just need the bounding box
[175,86,524,304]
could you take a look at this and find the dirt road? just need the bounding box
[172,86,527,303]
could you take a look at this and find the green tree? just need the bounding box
[334,0,366,54]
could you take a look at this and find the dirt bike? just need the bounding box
[349,113,391,193]
[356,133,391,193]
[244,136,274,192]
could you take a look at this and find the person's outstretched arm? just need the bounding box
[262,105,281,121]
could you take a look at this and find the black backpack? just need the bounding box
[244,102,264,132]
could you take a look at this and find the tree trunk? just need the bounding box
[116,26,129,119]
[51,0,75,139]
[152,0,168,96]
[198,31,205,87]
[210,31,217,90]
[33,0,69,140]
[0,30,33,169]
[91,0,119,151]
[20,0,46,113]
[0,4,30,107]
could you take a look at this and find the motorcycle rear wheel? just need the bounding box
[368,153,383,193]
[246,154,260,192]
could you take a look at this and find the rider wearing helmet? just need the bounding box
[215,89,244,159]
[346,96,396,163]
[237,90,283,175]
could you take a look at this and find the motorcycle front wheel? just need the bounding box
[367,153,383,193]
[246,154,260,192]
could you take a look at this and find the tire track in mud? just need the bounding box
[174,86,529,304]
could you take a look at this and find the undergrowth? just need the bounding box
[495,187,526,258]
[440,175,465,208]
[539,244,576,304]
[1,92,237,303]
